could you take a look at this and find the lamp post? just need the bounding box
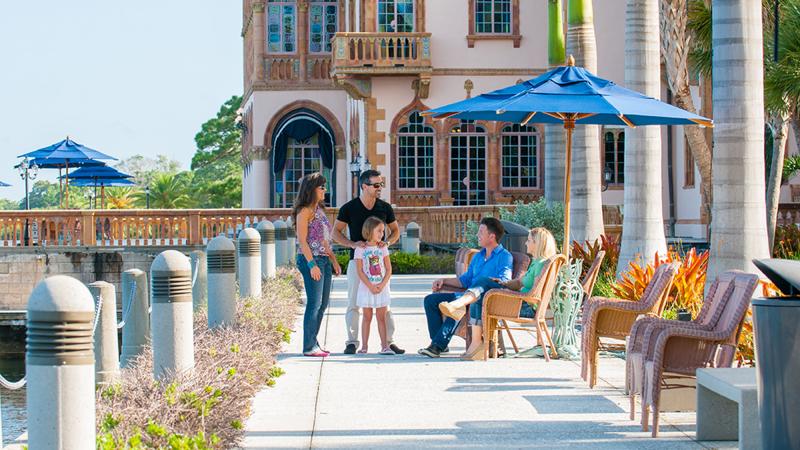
[145,186,151,209]
[349,154,363,197]
[17,157,39,246]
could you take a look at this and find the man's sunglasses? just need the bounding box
[367,182,385,188]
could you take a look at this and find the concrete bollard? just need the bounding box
[27,276,95,449]
[88,281,120,385]
[238,228,262,299]
[151,250,194,378]
[403,221,420,254]
[286,216,297,263]
[207,235,237,328]
[273,219,288,266]
[257,220,276,279]
[120,268,150,368]
[190,250,208,311]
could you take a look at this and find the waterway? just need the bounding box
[0,358,25,447]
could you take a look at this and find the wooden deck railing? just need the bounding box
[332,32,432,74]
[2,204,795,249]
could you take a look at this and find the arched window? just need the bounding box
[267,0,297,53]
[397,111,435,189]
[501,124,539,188]
[450,121,487,205]
[273,135,332,208]
[377,0,415,32]
[474,0,511,34]
[309,0,338,53]
[604,129,625,185]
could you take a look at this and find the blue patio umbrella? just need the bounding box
[62,165,134,209]
[18,137,117,208]
[424,56,713,256]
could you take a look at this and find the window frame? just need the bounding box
[266,0,298,54]
[500,124,540,190]
[473,0,512,35]
[683,136,695,188]
[602,128,625,188]
[308,0,338,54]
[396,111,436,191]
[376,0,416,33]
[449,121,488,206]
[273,136,330,208]
[467,0,521,48]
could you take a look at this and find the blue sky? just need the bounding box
[0,0,242,202]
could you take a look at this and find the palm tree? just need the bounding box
[707,0,770,284]
[565,0,604,244]
[545,0,567,205]
[765,0,800,250]
[663,0,714,221]
[105,187,137,209]
[134,172,193,209]
[617,0,667,276]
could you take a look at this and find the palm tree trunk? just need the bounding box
[617,0,666,277]
[766,111,789,252]
[661,0,714,223]
[707,0,770,285]
[566,0,604,244]
[545,0,566,205]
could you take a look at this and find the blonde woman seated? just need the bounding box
[440,227,558,360]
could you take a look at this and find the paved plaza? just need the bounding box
[242,275,736,449]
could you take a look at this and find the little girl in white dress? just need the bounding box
[354,216,393,354]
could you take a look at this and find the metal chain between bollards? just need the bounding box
[92,293,103,336]
[0,374,26,390]
[117,280,137,329]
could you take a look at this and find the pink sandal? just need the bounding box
[303,349,330,357]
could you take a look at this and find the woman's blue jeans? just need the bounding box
[297,255,332,353]
[465,277,536,325]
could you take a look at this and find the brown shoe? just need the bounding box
[439,301,466,321]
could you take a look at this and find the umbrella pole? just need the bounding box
[65,162,70,209]
[562,119,575,260]
[101,185,105,209]
[58,168,63,208]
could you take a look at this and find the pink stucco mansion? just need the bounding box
[239,0,799,241]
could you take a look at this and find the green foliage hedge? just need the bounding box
[465,198,565,248]
[336,251,456,274]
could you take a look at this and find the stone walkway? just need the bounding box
[242,275,735,449]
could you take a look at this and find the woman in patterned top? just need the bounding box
[293,172,342,357]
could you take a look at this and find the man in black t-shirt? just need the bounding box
[332,169,404,355]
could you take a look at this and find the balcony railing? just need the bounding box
[331,32,432,76]
[0,206,504,248]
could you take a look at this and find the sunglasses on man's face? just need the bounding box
[369,182,385,189]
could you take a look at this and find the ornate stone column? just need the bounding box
[253,2,266,81]
[298,1,309,82]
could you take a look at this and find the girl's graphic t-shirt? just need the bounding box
[354,245,391,308]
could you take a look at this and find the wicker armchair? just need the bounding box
[581,251,606,302]
[481,254,567,361]
[580,262,678,388]
[626,271,738,421]
[638,271,758,437]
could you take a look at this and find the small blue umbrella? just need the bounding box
[19,137,117,208]
[62,165,134,209]
[424,57,712,256]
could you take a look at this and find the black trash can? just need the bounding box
[752,259,800,450]
[500,220,529,254]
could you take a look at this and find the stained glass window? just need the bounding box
[267,1,297,53]
[309,0,338,53]
[475,0,511,34]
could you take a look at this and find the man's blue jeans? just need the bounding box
[297,255,332,353]
[423,292,458,350]
[464,277,537,324]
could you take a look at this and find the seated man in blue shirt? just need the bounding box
[418,217,513,358]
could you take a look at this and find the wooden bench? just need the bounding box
[696,367,761,450]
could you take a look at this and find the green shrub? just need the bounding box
[592,274,616,298]
[465,199,565,248]
[334,251,455,274]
